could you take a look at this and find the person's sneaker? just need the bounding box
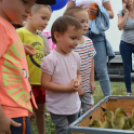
[45,113,50,117]
[126,93,132,96]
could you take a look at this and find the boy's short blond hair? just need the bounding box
[63,7,87,18]
[31,4,51,13]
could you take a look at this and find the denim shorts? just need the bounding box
[10,117,31,134]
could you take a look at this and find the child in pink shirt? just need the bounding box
[43,30,56,51]
[41,16,83,134]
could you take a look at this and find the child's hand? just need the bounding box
[90,81,96,95]
[78,87,86,96]
[67,79,80,92]
[73,79,81,90]
[23,43,37,56]
[0,115,21,134]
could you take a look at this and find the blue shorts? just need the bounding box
[10,117,31,134]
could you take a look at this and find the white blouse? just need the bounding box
[70,0,109,27]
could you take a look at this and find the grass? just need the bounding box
[31,81,134,134]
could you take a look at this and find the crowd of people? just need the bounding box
[0,0,134,134]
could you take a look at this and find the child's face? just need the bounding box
[30,7,51,31]
[73,10,89,35]
[56,26,83,54]
[0,0,36,24]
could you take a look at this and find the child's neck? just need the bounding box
[0,10,11,23]
[78,35,84,45]
[24,23,37,35]
[54,46,70,56]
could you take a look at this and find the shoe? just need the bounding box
[126,93,132,96]
[45,113,50,117]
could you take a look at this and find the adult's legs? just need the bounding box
[93,40,111,97]
[119,41,134,94]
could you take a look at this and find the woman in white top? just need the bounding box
[67,0,114,97]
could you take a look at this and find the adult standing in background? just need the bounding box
[118,0,134,96]
[67,0,114,97]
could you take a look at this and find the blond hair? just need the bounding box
[31,4,51,13]
[63,7,87,17]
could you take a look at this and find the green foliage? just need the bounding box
[31,81,134,134]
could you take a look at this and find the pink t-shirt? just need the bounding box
[41,50,81,115]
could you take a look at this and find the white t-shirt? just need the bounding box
[70,0,109,27]
[41,50,81,115]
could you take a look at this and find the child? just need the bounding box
[41,16,83,134]
[64,7,96,114]
[43,30,56,51]
[37,30,50,56]
[16,4,51,134]
[0,0,54,134]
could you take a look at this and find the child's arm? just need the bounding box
[41,72,80,93]
[75,69,82,87]
[76,69,86,96]
[0,105,21,134]
[78,87,86,96]
[90,58,96,95]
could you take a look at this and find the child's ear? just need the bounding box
[54,31,61,42]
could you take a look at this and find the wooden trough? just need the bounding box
[68,96,134,134]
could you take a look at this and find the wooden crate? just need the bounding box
[68,96,134,134]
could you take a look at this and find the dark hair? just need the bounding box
[12,24,22,29]
[63,6,87,17]
[51,16,82,43]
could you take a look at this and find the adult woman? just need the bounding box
[117,0,134,96]
[67,0,114,97]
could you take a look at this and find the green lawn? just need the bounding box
[31,81,134,134]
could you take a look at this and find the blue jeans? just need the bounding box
[87,32,111,96]
[120,41,134,93]
[10,117,31,134]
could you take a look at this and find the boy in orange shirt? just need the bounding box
[0,0,55,134]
